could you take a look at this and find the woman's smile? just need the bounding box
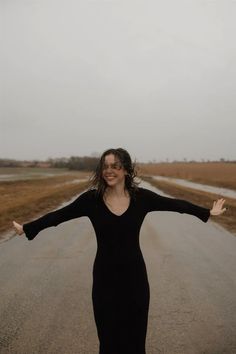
[105,176,116,180]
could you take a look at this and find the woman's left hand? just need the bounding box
[210,198,227,216]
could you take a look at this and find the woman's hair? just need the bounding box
[88,147,140,198]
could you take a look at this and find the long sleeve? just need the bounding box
[142,188,210,223]
[23,189,94,241]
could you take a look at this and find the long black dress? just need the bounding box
[23,187,210,354]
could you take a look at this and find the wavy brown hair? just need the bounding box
[88,148,140,198]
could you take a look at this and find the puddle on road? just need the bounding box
[152,176,236,199]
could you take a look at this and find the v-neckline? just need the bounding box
[102,195,132,217]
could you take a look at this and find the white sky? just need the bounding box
[1,0,236,162]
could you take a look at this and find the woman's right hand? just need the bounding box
[13,221,24,236]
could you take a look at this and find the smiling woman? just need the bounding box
[92,149,140,217]
[88,147,139,200]
[12,147,226,354]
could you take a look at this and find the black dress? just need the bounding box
[23,187,210,354]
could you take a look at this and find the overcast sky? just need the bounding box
[1,0,235,163]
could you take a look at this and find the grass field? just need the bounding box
[0,169,92,237]
[138,162,236,190]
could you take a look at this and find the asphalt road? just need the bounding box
[0,182,236,354]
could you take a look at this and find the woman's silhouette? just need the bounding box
[13,148,226,354]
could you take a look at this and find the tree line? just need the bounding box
[0,156,100,171]
[0,157,235,170]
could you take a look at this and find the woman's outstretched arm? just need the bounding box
[12,189,94,241]
[142,188,227,222]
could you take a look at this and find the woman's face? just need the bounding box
[102,154,127,188]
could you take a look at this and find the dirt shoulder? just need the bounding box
[142,176,236,236]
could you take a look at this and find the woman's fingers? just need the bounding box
[215,199,225,207]
[211,199,227,216]
[219,199,226,209]
[12,221,24,235]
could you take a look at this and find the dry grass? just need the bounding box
[0,173,92,236]
[142,176,236,236]
[138,162,236,190]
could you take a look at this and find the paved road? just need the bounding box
[1,182,236,354]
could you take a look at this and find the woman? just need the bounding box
[13,148,226,354]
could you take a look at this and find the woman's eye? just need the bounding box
[102,163,122,170]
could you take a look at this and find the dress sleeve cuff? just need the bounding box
[23,223,39,241]
[201,208,211,223]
